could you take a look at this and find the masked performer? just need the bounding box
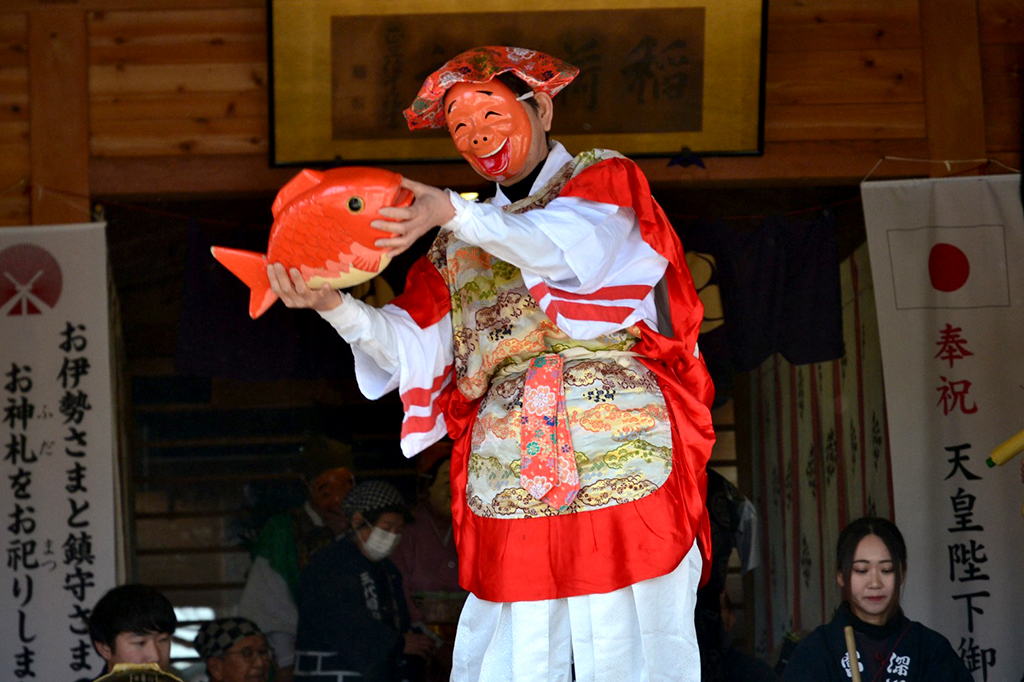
[268,46,715,682]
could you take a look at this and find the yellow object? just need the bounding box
[986,427,1024,467]
[94,663,184,682]
[843,626,863,682]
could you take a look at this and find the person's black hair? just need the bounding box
[836,517,907,613]
[89,584,178,650]
[494,72,540,113]
[363,502,414,526]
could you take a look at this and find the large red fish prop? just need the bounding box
[211,167,413,319]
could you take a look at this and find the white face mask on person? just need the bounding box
[359,523,401,561]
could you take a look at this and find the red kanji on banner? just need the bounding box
[937,376,978,416]
[935,323,974,368]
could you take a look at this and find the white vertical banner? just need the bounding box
[862,175,1024,682]
[1,223,120,682]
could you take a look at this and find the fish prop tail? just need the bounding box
[210,246,278,319]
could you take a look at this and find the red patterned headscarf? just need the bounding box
[403,46,578,131]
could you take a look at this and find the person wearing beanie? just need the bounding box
[293,481,434,682]
[193,617,271,682]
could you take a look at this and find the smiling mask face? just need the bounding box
[444,79,547,184]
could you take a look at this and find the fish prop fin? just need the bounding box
[210,246,279,319]
[271,168,325,218]
[344,242,385,273]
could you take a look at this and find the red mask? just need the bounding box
[445,80,539,183]
[310,467,354,515]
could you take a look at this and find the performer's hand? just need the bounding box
[372,177,456,258]
[402,632,435,658]
[267,263,343,312]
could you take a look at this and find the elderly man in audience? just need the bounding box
[194,617,272,682]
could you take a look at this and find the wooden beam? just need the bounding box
[29,7,90,224]
[919,0,988,175]
[6,1,262,10]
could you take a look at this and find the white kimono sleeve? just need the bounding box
[319,292,453,457]
[446,192,669,339]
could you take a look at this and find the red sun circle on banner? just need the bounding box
[928,243,970,292]
[0,243,63,315]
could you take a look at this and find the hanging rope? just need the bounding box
[861,156,1020,183]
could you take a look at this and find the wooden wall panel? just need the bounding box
[91,90,266,122]
[88,9,267,159]
[0,76,28,137]
[92,111,267,156]
[0,193,29,224]
[70,0,1016,192]
[0,13,29,67]
[767,50,923,106]
[978,0,1024,45]
[765,103,926,142]
[29,8,90,224]
[981,44,1024,100]
[0,120,28,145]
[0,68,29,116]
[89,8,265,65]
[984,96,1023,153]
[920,0,987,171]
[979,2,1023,159]
[10,1,262,9]
[763,1,927,150]
[91,62,266,94]
[0,13,29,226]
[768,0,921,52]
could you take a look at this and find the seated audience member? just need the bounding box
[294,481,434,682]
[392,448,462,681]
[89,584,178,677]
[238,443,354,682]
[391,445,463,622]
[695,469,761,682]
[782,517,972,682]
[194,617,272,682]
[719,591,779,682]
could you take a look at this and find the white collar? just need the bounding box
[493,141,572,207]
[304,500,325,527]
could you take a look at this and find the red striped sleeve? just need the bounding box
[400,364,453,439]
[401,365,454,411]
[529,282,644,325]
[544,283,653,302]
[401,409,445,439]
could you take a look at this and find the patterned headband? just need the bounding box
[194,617,262,659]
[403,46,578,130]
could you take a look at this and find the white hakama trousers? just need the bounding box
[450,539,702,682]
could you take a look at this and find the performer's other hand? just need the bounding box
[372,177,456,258]
[403,631,435,658]
[267,263,343,312]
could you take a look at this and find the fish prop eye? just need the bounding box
[347,196,365,213]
